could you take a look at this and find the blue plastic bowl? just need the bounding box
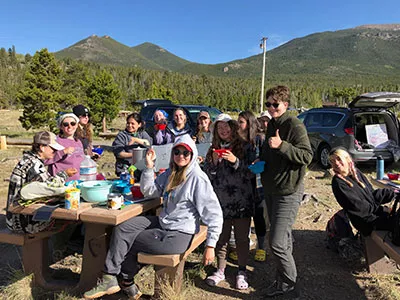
[80,180,113,203]
[92,147,104,155]
[248,161,266,174]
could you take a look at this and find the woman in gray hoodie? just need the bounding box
[84,135,223,300]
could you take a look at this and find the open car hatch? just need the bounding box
[349,92,400,109]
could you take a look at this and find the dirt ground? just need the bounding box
[1,146,400,299]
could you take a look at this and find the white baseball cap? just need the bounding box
[259,111,272,120]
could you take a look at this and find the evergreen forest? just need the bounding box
[1,45,400,131]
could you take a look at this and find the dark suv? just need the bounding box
[298,92,400,168]
[135,99,222,136]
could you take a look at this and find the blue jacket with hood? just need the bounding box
[140,134,223,248]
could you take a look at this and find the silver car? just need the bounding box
[298,92,400,168]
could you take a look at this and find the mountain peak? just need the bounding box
[355,24,400,30]
[55,24,400,77]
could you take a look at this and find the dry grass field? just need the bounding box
[0,110,400,299]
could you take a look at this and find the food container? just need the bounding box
[131,147,148,170]
[248,161,266,174]
[112,181,131,195]
[131,186,144,199]
[65,188,80,210]
[80,180,113,203]
[107,193,124,210]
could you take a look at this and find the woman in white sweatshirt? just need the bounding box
[84,134,223,300]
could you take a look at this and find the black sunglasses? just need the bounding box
[62,121,77,127]
[265,102,280,108]
[173,149,191,157]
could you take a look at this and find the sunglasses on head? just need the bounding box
[173,149,191,157]
[265,102,280,108]
[62,121,77,127]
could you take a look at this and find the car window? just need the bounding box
[322,113,343,127]
[207,107,222,121]
[184,107,222,122]
[141,107,179,122]
[305,113,323,127]
[297,113,307,123]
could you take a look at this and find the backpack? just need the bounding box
[326,209,355,252]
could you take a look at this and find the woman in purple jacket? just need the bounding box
[45,113,83,181]
[152,109,172,145]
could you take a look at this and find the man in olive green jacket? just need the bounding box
[260,85,313,297]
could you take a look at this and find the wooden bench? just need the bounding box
[364,230,400,273]
[0,217,65,290]
[137,225,207,295]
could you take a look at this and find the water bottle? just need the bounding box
[80,155,97,181]
[376,156,384,180]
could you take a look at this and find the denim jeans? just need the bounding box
[265,183,304,286]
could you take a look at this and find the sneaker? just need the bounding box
[122,283,143,300]
[84,274,121,299]
[205,270,225,287]
[229,251,238,261]
[236,270,249,290]
[265,280,295,297]
[254,249,266,262]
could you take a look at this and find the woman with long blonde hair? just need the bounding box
[330,147,396,236]
[84,135,223,299]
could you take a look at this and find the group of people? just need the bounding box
[6,104,97,234]
[6,84,398,300]
[83,85,314,299]
[111,108,212,176]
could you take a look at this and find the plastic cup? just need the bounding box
[131,186,144,198]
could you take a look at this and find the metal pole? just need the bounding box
[260,37,267,113]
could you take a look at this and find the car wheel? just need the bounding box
[318,144,331,169]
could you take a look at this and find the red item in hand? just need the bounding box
[131,186,144,198]
[213,149,232,158]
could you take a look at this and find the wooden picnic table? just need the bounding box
[370,177,395,189]
[8,202,93,221]
[8,196,163,293]
[366,177,400,273]
[77,197,162,292]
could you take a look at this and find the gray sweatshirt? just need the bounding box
[140,134,223,248]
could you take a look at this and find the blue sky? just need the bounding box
[1,0,399,64]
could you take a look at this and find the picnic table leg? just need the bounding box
[23,237,75,290]
[22,238,51,286]
[364,235,393,274]
[76,223,111,293]
[154,258,186,298]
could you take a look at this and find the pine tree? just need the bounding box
[18,48,64,130]
[85,69,122,131]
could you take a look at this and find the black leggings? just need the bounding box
[253,199,267,238]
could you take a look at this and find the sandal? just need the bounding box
[236,271,249,290]
[229,251,238,261]
[254,249,266,262]
[205,270,225,287]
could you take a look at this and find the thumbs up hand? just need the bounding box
[268,129,282,149]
